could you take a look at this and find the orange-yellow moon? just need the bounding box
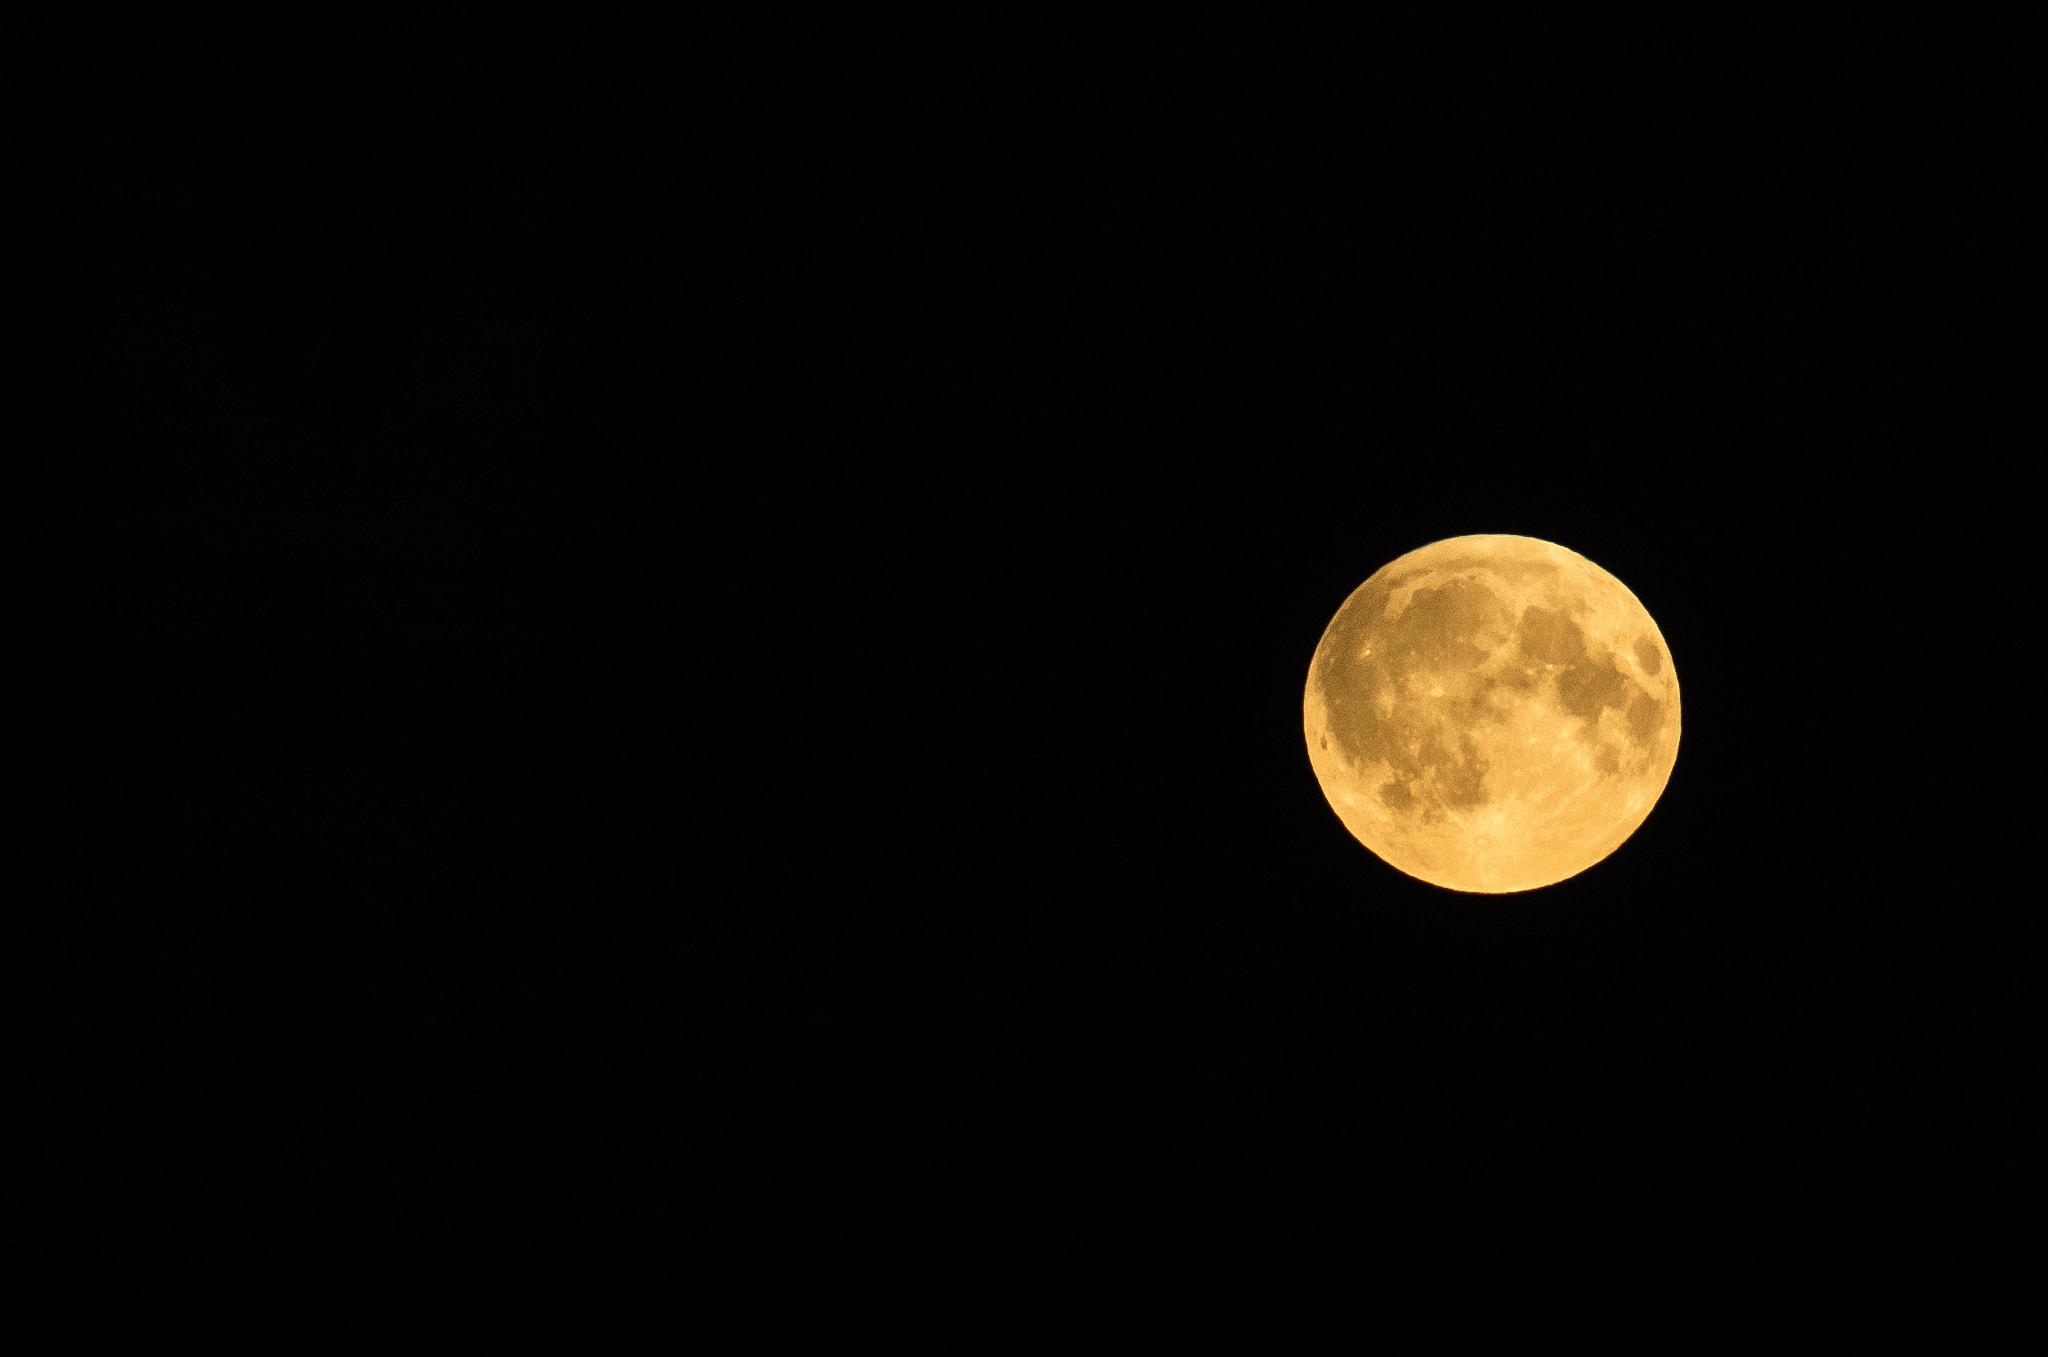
[1304,535,1680,892]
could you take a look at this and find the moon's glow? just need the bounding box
[1304,535,1680,893]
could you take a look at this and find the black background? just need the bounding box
[24,33,2034,1352]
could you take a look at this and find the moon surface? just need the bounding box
[1304,535,1680,893]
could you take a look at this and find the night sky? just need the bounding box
[28,41,2032,1351]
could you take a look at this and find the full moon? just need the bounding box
[1304,535,1680,893]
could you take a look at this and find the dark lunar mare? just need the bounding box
[1317,578,1509,817]
[1517,605,1646,739]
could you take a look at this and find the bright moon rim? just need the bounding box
[1305,535,1680,893]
